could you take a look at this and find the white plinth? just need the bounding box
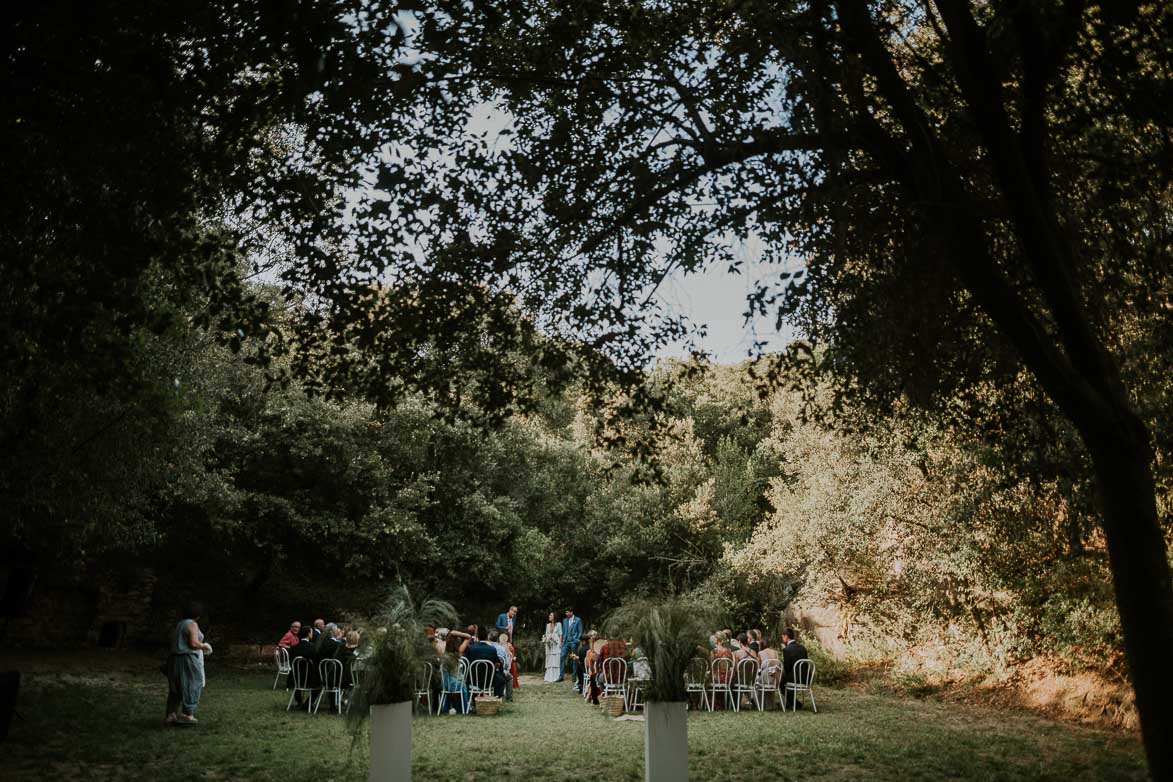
[644,701,688,782]
[369,701,412,782]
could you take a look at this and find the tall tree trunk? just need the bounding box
[1085,429,1173,780]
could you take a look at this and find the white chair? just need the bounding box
[602,657,627,701]
[707,657,734,711]
[415,661,433,715]
[286,656,314,713]
[346,664,362,714]
[785,658,817,712]
[757,659,783,711]
[626,657,650,712]
[273,646,291,690]
[467,658,496,701]
[684,657,709,711]
[438,658,470,714]
[732,657,761,712]
[315,658,344,715]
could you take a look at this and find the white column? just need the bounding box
[644,701,688,782]
[368,701,412,782]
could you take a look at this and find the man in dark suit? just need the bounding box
[781,627,810,709]
[465,626,507,698]
[312,623,344,710]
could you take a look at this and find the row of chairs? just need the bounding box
[685,656,817,712]
[586,655,817,713]
[435,657,500,714]
[275,646,360,715]
[274,647,500,717]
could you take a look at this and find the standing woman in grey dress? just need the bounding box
[164,602,213,726]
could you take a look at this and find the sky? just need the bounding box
[653,235,800,364]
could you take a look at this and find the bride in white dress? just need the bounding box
[542,612,563,682]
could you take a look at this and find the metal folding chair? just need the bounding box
[285,657,313,713]
[314,658,344,715]
[273,646,291,690]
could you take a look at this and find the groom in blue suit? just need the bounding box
[560,607,582,684]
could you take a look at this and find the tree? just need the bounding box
[332,2,1171,773]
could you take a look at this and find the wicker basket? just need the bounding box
[474,696,501,716]
[600,695,625,717]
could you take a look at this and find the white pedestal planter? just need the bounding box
[644,701,688,782]
[369,701,412,782]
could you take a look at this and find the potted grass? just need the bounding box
[608,598,714,782]
[347,586,456,782]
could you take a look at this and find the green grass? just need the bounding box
[5,668,1148,781]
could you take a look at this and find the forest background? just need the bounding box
[2,3,1171,764]
[4,263,1159,692]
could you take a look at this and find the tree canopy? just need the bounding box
[2,2,1170,775]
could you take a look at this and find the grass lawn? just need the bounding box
[4,664,1148,781]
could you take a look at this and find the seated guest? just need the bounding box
[571,635,591,693]
[631,647,652,680]
[757,639,782,709]
[585,636,604,705]
[781,627,810,708]
[313,618,326,639]
[278,621,302,648]
[710,632,734,709]
[433,627,450,658]
[501,632,520,694]
[488,630,514,701]
[288,624,316,704]
[315,623,343,662]
[339,630,361,708]
[339,630,361,683]
[464,626,507,698]
[439,631,472,714]
[733,632,760,664]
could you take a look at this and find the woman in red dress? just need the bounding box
[503,632,520,691]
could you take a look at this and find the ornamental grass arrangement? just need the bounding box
[605,597,716,702]
[346,584,456,735]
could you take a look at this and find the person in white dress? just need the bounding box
[542,611,563,682]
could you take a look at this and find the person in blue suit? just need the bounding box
[495,606,518,640]
[560,607,582,684]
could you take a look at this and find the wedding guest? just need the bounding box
[586,635,606,704]
[339,630,361,682]
[440,631,472,714]
[287,624,316,704]
[571,635,591,693]
[560,607,582,683]
[465,626,507,698]
[433,628,450,658]
[734,632,760,664]
[781,627,810,709]
[757,639,782,709]
[501,632,520,693]
[489,630,514,701]
[632,649,652,679]
[542,611,563,683]
[278,621,301,648]
[313,618,326,639]
[164,602,212,726]
[710,632,734,710]
[495,605,518,640]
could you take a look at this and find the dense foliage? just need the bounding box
[3,1,1170,773]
